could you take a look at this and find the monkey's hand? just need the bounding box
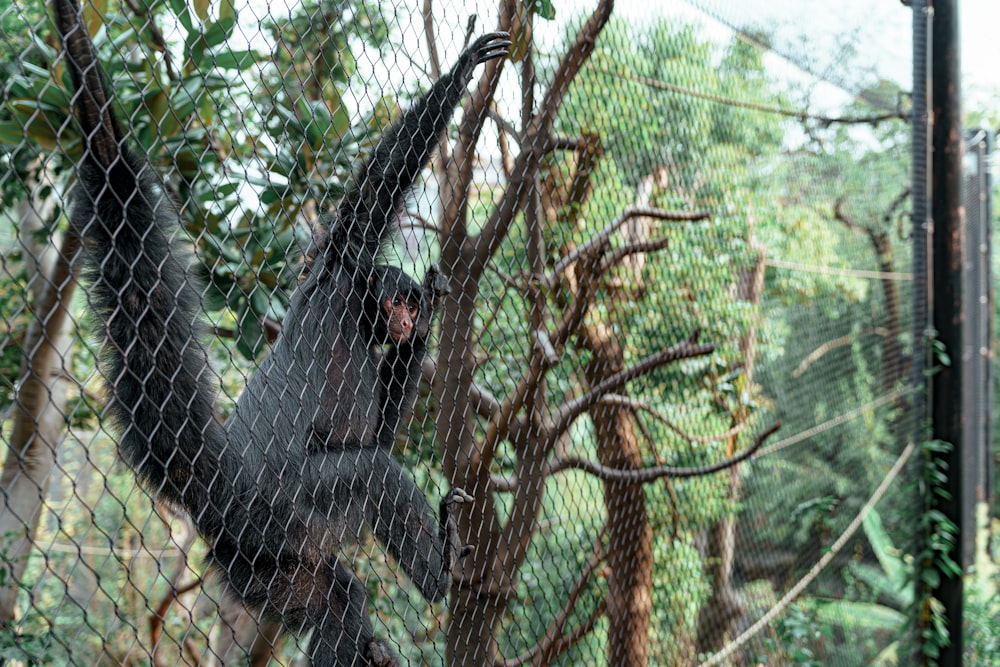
[415,265,451,337]
[440,488,474,580]
[451,32,511,88]
[365,640,398,667]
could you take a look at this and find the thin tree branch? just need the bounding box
[548,334,714,440]
[472,0,615,273]
[791,328,890,378]
[480,251,604,464]
[533,0,614,138]
[882,188,912,227]
[496,529,606,667]
[422,0,441,79]
[123,0,178,82]
[541,599,607,666]
[599,394,749,444]
[548,422,780,481]
[150,577,205,667]
[399,209,443,235]
[598,238,672,273]
[548,207,708,285]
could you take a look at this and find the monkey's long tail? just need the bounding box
[55,0,229,526]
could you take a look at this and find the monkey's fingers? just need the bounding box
[440,487,473,520]
[459,544,474,559]
[448,487,474,505]
[469,31,512,65]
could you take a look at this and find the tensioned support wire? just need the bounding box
[699,438,917,666]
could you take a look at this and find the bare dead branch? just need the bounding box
[833,196,863,232]
[598,238,672,273]
[399,210,443,235]
[534,329,559,365]
[600,394,749,444]
[422,0,441,79]
[549,335,714,439]
[419,354,499,421]
[548,422,781,481]
[543,599,607,665]
[150,577,205,667]
[490,473,518,492]
[496,530,606,667]
[791,328,890,378]
[533,0,614,138]
[883,188,912,226]
[488,107,522,145]
[548,207,708,284]
[547,135,588,152]
[480,251,606,463]
[472,0,615,273]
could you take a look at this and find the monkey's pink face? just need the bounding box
[384,296,419,344]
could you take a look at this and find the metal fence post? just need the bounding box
[963,130,994,530]
[930,0,965,664]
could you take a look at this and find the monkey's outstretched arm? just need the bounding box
[333,32,511,262]
[54,0,227,517]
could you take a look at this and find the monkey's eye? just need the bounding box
[393,296,404,308]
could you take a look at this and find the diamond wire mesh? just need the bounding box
[0,0,932,665]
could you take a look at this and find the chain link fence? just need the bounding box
[0,0,980,665]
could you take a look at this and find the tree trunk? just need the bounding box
[696,238,766,655]
[439,260,509,667]
[872,232,903,390]
[0,223,79,623]
[583,323,652,667]
[210,596,284,667]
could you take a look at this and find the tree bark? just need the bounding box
[210,596,284,667]
[0,221,79,623]
[433,2,615,664]
[582,323,652,667]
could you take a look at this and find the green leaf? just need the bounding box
[167,0,194,34]
[218,0,235,24]
[235,299,265,359]
[202,15,237,49]
[192,0,209,21]
[862,511,910,595]
[532,0,556,20]
[210,48,259,71]
[0,123,25,146]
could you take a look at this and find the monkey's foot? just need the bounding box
[441,488,475,565]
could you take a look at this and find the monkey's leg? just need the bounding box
[305,558,397,667]
[365,451,473,603]
[300,447,470,604]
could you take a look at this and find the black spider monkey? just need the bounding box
[52,0,509,663]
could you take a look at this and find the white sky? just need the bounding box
[238,0,999,122]
[959,0,1000,118]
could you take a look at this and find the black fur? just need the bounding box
[52,1,507,664]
